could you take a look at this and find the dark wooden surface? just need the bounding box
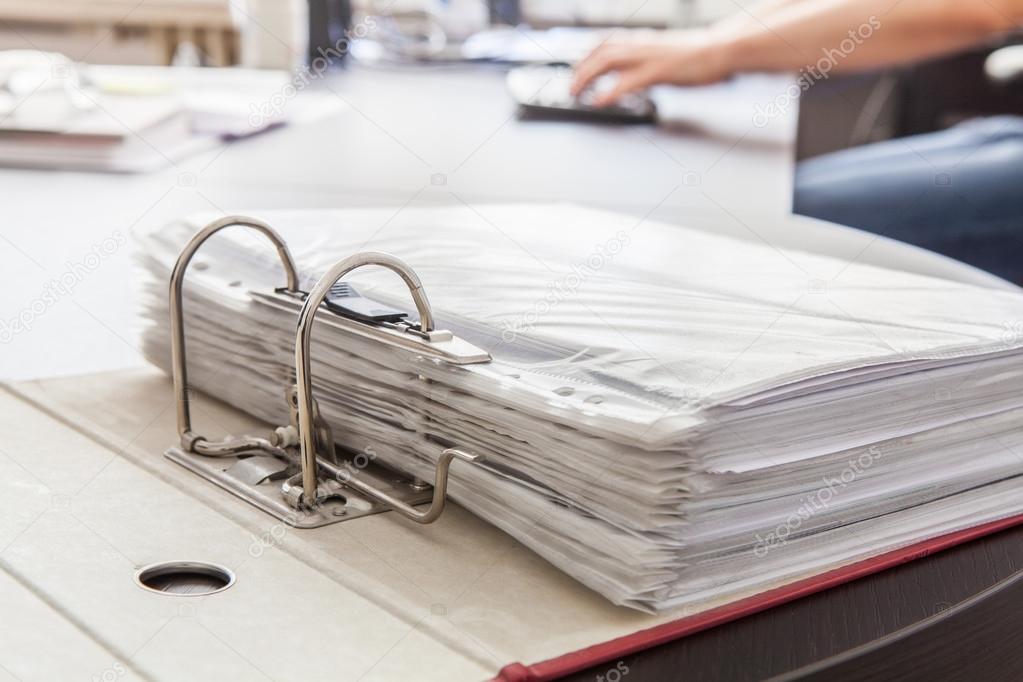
[564,524,1023,681]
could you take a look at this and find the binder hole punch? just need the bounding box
[165,216,492,528]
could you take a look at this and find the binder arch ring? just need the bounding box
[294,252,482,522]
[169,214,301,457]
[165,215,490,528]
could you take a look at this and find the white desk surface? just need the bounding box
[0,64,806,381]
[1,64,1007,384]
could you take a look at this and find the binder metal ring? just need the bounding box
[166,220,487,527]
[293,252,481,521]
[169,215,301,458]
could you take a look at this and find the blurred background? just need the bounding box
[0,1,729,67]
[3,0,1023,380]
[0,0,1020,162]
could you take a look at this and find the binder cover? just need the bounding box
[5,368,1022,681]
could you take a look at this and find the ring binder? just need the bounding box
[164,215,491,527]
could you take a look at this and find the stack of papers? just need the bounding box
[135,204,1023,612]
[0,59,346,172]
[0,89,192,171]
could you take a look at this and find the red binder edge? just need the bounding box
[494,513,1023,682]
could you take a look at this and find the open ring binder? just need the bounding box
[165,215,491,527]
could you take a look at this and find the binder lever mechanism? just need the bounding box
[165,216,490,528]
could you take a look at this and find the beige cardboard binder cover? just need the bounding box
[8,369,1018,681]
[5,368,722,681]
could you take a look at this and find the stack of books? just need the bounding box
[0,84,192,171]
[0,57,345,171]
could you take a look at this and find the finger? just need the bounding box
[570,52,614,96]
[571,47,636,96]
[592,68,655,107]
[572,42,615,81]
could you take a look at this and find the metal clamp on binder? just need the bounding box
[164,215,491,528]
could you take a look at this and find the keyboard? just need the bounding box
[506,65,656,124]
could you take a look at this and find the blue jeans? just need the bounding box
[794,115,1023,283]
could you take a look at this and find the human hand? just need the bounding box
[570,32,734,106]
